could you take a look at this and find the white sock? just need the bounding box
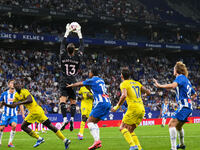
[162,118,164,125]
[38,136,43,140]
[0,131,3,144]
[178,128,184,146]
[94,124,100,141]
[87,122,99,141]
[169,127,177,150]
[70,117,74,122]
[8,130,15,144]
[63,117,68,123]
[163,118,166,126]
[63,138,67,143]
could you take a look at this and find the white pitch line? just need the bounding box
[1,135,200,141]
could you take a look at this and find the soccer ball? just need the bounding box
[70,22,81,32]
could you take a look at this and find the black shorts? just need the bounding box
[60,81,76,100]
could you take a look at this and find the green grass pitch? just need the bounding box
[1,123,200,150]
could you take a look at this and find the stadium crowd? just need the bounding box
[0,0,159,21]
[0,15,200,44]
[0,48,199,114]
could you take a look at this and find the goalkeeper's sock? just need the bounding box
[131,132,142,150]
[70,104,76,119]
[56,130,66,141]
[79,121,86,136]
[121,128,135,147]
[60,102,67,118]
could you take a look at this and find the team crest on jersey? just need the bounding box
[8,98,14,102]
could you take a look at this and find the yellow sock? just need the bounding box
[29,130,39,139]
[131,132,142,150]
[36,128,38,132]
[56,130,66,141]
[121,128,135,147]
[79,121,86,135]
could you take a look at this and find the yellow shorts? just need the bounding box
[122,103,145,126]
[81,102,93,118]
[25,107,48,124]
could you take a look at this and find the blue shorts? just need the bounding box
[90,102,111,120]
[172,107,192,122]
[0,114,18,126]
[162,114,168,119]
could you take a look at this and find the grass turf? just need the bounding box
[1,123,199,150]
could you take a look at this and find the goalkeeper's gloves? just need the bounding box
[76,28,82,39]
[64,23,73,38]
[73,23,82,39]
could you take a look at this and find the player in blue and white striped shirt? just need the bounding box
[161,99,169,127]
[153,61,197,150]
[67,67,111,150]
[0,80,24,147]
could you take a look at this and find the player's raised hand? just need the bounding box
[66,83,73,88]
[111,105,119,112]
[153,78,160,88]
[111,107,117,112]
[64,23,72,38]
[74,25,82,39]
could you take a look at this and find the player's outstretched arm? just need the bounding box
[60,23,72,54]
[153,78,177,89]
[67,82,84,88]
[112,88,127,112]
[2,95,33,108]
[73,23,84,52]
[2,102,17,108]
[141,86,151,96]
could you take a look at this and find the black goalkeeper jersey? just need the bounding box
[60,37,84,83]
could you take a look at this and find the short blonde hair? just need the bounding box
[174,61,188,77]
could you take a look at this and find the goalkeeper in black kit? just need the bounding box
[59,22,84,131]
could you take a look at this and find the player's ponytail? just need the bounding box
[175,61,188,77]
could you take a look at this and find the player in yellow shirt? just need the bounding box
[77,86,93,140]
[2,80,71,149]
[112,68,151,150]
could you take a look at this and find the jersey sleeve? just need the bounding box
[78,39,84,53]
[0,93,4,102]
[120,82,127,91]
[173,75,183,86]
[23,89,31,99]
[83,78,95,86]
[60,37,67,55]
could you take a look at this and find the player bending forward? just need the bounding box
[153,61,197,150]
[67,67,111,150]
[112,68,151,150]
[78,86,93,140]
[2,80,71,149]
[0,80,25,147]
[59,23,84,131]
